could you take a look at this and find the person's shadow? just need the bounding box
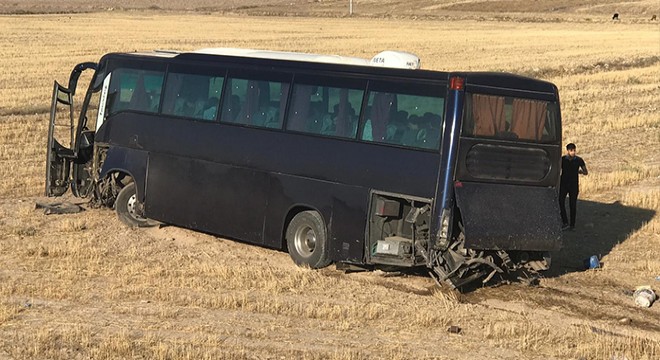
[545,199,656,277]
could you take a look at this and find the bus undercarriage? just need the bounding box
[87,163,553,290]
[365,192,553,289]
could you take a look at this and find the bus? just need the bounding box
[46,48,563,289]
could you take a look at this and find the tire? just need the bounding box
[115,182,158,228]
[286,210,331,269]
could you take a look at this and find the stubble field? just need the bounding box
[0,9,659,360]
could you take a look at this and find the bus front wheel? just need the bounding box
[286,210,331,269]
[115,182,158,228]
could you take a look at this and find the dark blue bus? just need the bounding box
[46,48,562,289]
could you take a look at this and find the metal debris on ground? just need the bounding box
[632,286,656,308]
[35,201,84,215]
[447,325,461,334]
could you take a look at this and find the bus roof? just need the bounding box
[126,48,421,70]
[191,48,372,67]
[110,49,557,96]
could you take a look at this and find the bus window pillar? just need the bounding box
[431,79,464,251]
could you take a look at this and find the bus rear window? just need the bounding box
[461,93,559,143]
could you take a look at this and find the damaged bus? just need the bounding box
[46,48,562,289]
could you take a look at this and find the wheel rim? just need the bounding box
[126,194,146,221]
[294,225,316,258]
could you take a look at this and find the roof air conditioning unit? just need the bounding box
[370,51,421,70]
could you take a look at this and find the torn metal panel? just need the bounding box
[35,201,84,215]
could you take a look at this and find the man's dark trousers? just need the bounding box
[559,185,578,227]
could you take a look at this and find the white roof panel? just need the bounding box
[191,47,371,66]
[130,50,180,58]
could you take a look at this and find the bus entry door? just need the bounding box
[46,82,77,196]
[45,62,97,197]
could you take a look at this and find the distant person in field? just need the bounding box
[559,143,588,230]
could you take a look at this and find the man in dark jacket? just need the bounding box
[559,143,588,230]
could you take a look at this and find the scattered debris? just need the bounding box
[618,317,632,325]
[632,286,656,308]
[589,326,621,337]
[583,255,600,270]
[517,275,540,287]
[35,201,84,215]
[373,269,403,277]
[335,262,369,273]
[447,325,461,334]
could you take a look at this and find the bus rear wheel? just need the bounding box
[115,182,158,228]
[286,210,331,269]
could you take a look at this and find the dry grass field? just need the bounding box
[0,5,659,360]
[0,0,658,20]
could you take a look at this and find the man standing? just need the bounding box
[559,143,588,230]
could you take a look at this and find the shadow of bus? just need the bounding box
[545,199,656,277]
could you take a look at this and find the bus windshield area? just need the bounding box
[461,93,559,143]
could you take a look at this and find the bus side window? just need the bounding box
[221,77,288,129]
[286,76,364,139]
[107,68,164,115]
[361,83,444,150]
[162,72,224,121]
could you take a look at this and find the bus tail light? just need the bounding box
[450,77,465,91]
[436,208,451,250]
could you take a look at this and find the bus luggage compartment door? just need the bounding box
[454,182,562,251]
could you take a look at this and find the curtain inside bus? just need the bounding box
[472,94,505,137]
[288,86,314,131]
[335,88,350,137]
[464,93,558,143]
[369,92,396,141]
[510,98,547,141]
